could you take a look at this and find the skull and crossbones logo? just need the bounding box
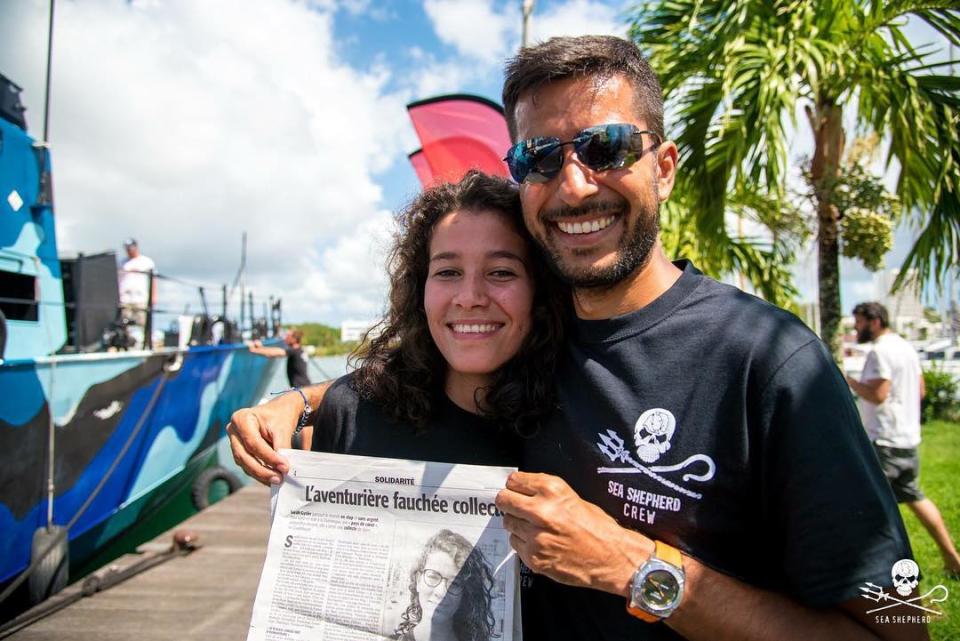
[860,558,949,616]
[891,559,920,597]
[596,407,716,500]
[634,408,676,463]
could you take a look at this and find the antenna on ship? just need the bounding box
[228,231,248,334]
[234,232,247,338]
[41,0,56,146]
[33,0,58,210]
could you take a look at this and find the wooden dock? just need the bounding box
[5,483,272,641]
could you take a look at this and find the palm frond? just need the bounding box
[659,197,801,307]
[895,187,960,291]
[630,0,960,303]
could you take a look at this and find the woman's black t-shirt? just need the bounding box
[312,373,522,467]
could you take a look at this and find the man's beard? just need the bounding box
[539,190,660,290]
[856,325,875,344]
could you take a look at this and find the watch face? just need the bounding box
[641,568,680,610]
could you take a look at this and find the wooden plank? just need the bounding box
[7,483,272,641]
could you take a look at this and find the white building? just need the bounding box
[340,319,380,342]
[875,268,924,322]
[871,268,930,339]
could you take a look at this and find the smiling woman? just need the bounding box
[311,170,568,467]
[424,205,535,412]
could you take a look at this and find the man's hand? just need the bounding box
[495,471,653,595]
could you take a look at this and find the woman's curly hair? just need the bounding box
[393,529,495,641]
[351,170,567,435]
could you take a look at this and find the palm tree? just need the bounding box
[628,1,960,355]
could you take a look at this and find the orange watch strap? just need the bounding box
[626,603,660,622]
[626,541,683,622]
[655,540,682,568]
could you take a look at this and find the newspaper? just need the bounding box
[247,449,519,641]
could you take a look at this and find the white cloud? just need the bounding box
[415,0,629,101]
[530,0,626,43]
[423,0,516,64]
[0,0,412,324]
[404,52,485,98]
[422,0,626,68]
[293,210,396,320]
[340,0,393,21]
[412,0,627,108]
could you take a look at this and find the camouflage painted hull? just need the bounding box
[0,345,278,586]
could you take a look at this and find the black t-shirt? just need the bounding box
[284,345,311,388]
[520,261,910,641]
[312,374,522,467]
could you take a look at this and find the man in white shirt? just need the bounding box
[848,301,960,575]
[118,238,156,335]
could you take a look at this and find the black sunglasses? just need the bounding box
[504,123,661,184]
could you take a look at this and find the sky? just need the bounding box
[0,0,953,328]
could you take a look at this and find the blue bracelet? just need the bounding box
[270,387,313,435]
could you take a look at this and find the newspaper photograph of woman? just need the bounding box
[392,529,496,641]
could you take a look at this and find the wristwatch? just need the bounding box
[626,540,685,622]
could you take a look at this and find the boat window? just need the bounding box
[0,270,38,321]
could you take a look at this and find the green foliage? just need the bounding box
[294,322,339,347]
[796,137,898,272]
[831,137,899,271]
[290,323,358,356]
[660,194,804,307]
[628,0,960,329]
[313,341,359,357]
[840,209,893,271]
[923,366,960,423]
[831,142,899,219]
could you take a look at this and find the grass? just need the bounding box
[899,420,960,640]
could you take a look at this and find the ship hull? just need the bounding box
[0,345,278,594]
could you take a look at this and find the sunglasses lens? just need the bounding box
[576,125,631,171]
[505,142,533,183]
[506,138,562,183]
[506,125,645,183]
[527,144,563,183]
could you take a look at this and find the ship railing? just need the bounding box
[0,266,283,358]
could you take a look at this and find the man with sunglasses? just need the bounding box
[228,36,919,641]
[488,35,917,641]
